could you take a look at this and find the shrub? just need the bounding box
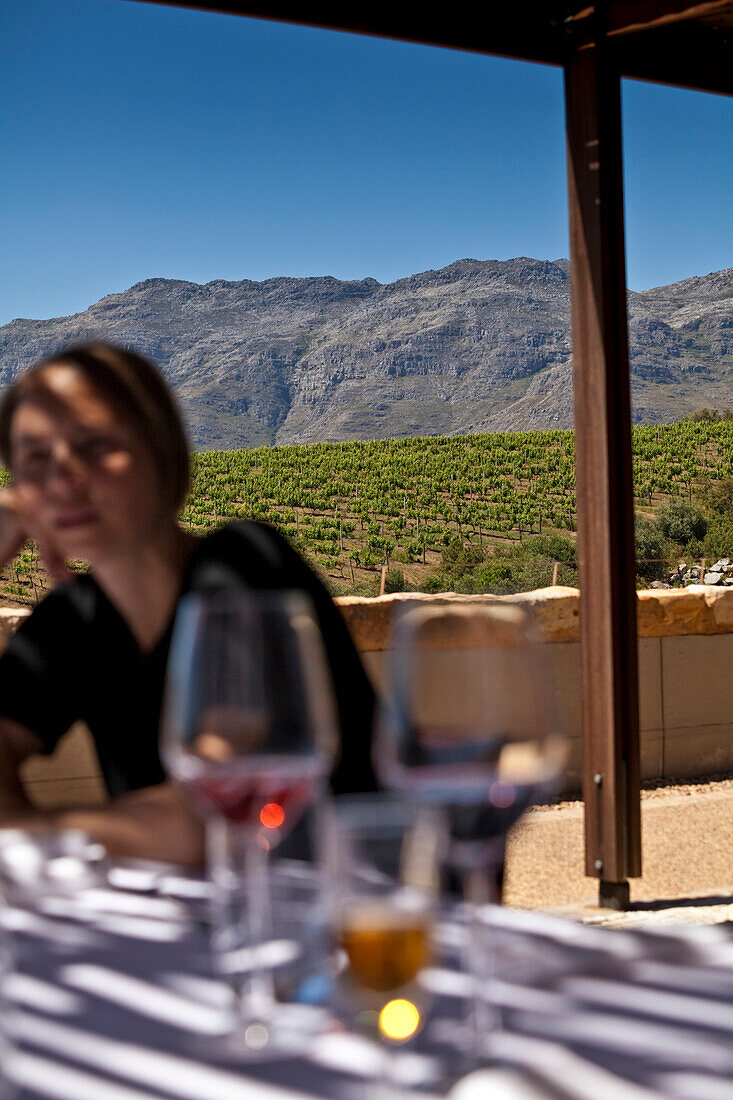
[441,536,483,568]
[420,574,447,594]
[419,532,579,596]
[503,533,577,567]
[656,501,707,545]
[635,515,669,580]
[683,408,728,422]
[420,555,576,597]
[681,537,705,560]
[702,476,733,516]
[702,513,733,561]
[384,569,408,594]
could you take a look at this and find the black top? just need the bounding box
[0,522,377,798]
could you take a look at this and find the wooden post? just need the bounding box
[564,11,641,906]
[379,565,387,596]
[552,561,559,587]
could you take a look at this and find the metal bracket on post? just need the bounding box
[599,880,631,910]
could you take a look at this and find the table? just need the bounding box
[2,863,733,1100]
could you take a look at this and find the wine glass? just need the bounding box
[323,794,445,1096]
[374,602,566,1062]
[161,588,338,1056]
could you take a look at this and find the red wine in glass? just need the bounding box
[179,756,327,836]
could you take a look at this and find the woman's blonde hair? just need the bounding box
[0,343,190,513]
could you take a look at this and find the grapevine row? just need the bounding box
[182,421,733,587]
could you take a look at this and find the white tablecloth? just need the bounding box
[2,865,732,1100]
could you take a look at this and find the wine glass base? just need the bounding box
[428,1015,498,1077]
[201,1004,331,1064]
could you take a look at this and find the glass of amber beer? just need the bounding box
[324,794,445,1093]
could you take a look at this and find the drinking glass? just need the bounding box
[161,589,338,1056]
[323,794,445,1096]
[374,602,566,1061]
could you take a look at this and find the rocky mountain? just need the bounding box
[1,258,730,449]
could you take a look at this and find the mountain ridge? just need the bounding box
[1,257,731,450]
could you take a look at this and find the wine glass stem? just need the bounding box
[468,901,492,1056]
[241,832,273,1016]
[463,866,501,1062]
[208,817,274,1023]
[374,1043,401,1100]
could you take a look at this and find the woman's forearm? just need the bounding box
[53,782,205,866]
[0,719,204,866]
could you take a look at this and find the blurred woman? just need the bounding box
[0,343,375,863]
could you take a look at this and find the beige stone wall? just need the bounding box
[21,724,107,809]
[336,587,733,789]
[0,608,108,809]
[1,584,731,805]
[335,584,733,648]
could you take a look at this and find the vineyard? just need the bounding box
[182,419,733,595]
[2,418,731,604]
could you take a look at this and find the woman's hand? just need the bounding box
[0,486,70,579]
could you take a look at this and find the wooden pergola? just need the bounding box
[139,0,733,907]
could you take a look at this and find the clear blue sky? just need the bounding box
[1,0,731,325]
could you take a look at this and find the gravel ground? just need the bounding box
[582,900,733,928]
[504,777,733,919]
[528,775,733,816]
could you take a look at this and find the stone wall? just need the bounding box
[2,584,732,806]
[335,586,733,790]
[0,608,108,809]
[335,584,733,647]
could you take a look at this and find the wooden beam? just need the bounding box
[130,0,733,97]
[605,0,733,36]
[613,22,733,95]
[129,0,569,67]
[564,14,642,894]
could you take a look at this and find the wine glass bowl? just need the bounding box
[164,590,338,846]
[376,602,566,855]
